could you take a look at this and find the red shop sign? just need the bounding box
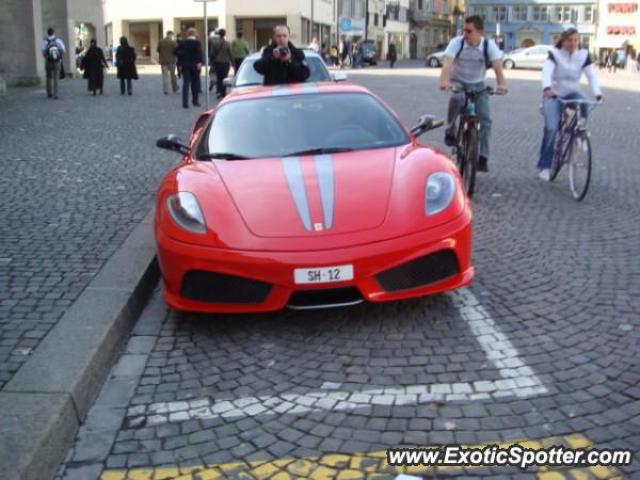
[608,3,638,13]
[607,25,637,34]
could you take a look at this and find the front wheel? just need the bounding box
[503,59,515,70]
[549,130,567,182]
[568,132,592,201]
[429,57,440,68]
[462,128,479,197]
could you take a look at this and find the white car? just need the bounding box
[224,51,346,90]
[502,45,553,70]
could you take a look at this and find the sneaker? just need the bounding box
[538,169,551,181]
[478,156,489,173]
[444,131,456,147]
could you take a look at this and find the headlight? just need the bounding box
[425,172,455,216]
[166,192,206,234]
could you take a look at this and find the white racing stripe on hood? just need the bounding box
[282,157,312,231]
[314,154,335,229]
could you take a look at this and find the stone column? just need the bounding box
[162,16,177,35]
[150,22,160,62]
[287,14,303,44]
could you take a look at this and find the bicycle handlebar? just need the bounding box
[555,98,602,105]
[449,86,506,96]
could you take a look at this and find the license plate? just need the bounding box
[294,265,354,285]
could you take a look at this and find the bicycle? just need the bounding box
[547,98,600,201]
[449,86,505,197]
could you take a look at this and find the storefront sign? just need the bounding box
[607,25,637,34]
[608,3,638,13]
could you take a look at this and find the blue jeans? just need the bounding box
[538,92,588,170]
[447,81,492,159]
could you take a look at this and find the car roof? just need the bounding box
[222,82,371,103]
[247,50,323,60]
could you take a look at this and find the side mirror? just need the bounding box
[223,78,233,88]
[410,115,444,138]
[331,72,348,82]
[156,135,191,155]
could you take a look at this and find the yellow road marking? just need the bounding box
[100,434,622,480]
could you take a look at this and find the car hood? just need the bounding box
[212,148,397,238]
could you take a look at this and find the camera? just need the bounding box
[277,46,290,56]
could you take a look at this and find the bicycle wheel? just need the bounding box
[462,128,479,197]
[568,131,592,201]
[454,122,465,173]
[549,129,568,182]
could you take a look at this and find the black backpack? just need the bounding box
[46,38,62,62]
[456,37,492,69]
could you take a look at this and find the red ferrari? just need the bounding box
[154,83,473,313]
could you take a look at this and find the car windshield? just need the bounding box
[206,93,409,159]
[235,55,331,87]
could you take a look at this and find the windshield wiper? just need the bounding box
[284,147,355,157]
[199,152,252,160]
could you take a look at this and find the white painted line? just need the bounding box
[127,288,547,426]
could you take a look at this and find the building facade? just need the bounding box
[410,0,452,58]
[102,0,336,63]
[385,0,412,58]
[1,0,103,85]
[466,0,597,52]
[594,0,640,58]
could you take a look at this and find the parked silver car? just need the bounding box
[502,45,553,70]
[425,50,446,68]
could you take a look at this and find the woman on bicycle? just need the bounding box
[537,28,602,181]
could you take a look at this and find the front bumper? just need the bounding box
[155,213,473,313]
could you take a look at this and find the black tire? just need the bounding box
[503,59,515,70]
[462,128,479,197]
[568,132,592,201]
[429,57,441,68]
[549,130,566,182]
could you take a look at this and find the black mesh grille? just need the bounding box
[288,287,363,308]
[375,250,460,292]
[181,270,272,304]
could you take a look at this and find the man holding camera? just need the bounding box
[254,25,310,86]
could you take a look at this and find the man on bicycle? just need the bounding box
[440,15,508,173]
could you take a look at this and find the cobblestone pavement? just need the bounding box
[59,68,640,479]
[0,70,206,389]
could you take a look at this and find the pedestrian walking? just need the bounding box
[387,42,398,68]
[157,31,179,95]
[339,36,350,68]
[207,30,220,92]
[210,28,233,99]
[41,27,66,99]
[116,37,138,95]
[608,50,618,73]
[329,45,339,66]
[309,37,320,53]
[231,31,250,73]
[81,39,109,96]
[176,27,203,108]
